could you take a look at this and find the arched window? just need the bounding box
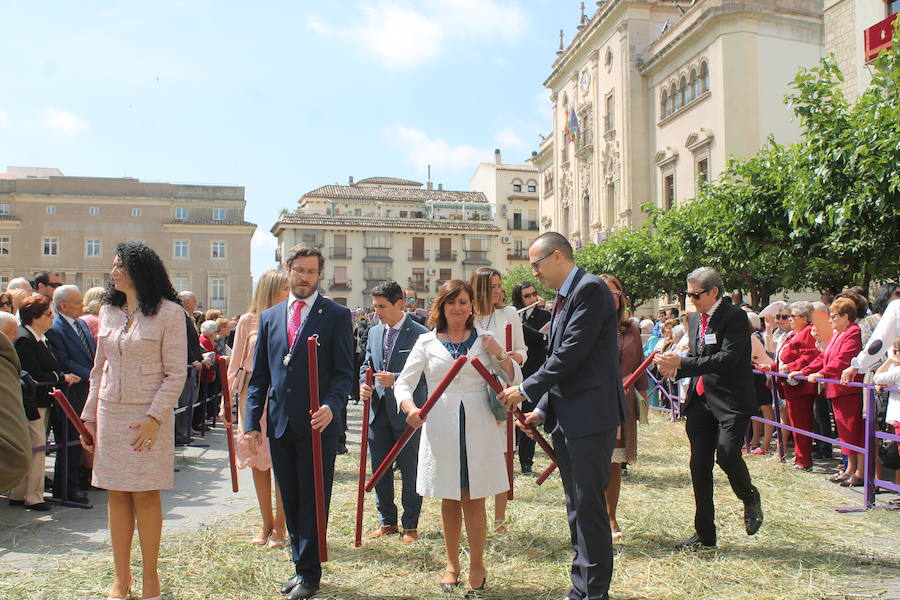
[700,61,709,92]
[666,85,675,115]
[661,88,669,118]
[690,68,701,99]
[685,72,696,103]
[679,76,687,107]
[673,82,683,111]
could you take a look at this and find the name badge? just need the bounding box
[704,333,717,345]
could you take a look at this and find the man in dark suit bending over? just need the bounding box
[245,244,354,600]
[654,267,763,550]
[498,232,625,600]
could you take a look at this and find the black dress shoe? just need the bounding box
[25,502,51,511]
[521,464,532,474]
[54,491,89,503]
[8,499,24,506]
[675,534,716,550]
[744,487,763,535]
[281,575,303,594]
[287,580,319,600]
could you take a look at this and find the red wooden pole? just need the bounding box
[535,351,659,485]
[366,355,468,492]
[51,389,94,446]
[354,368,374,548]
[469,358,558,465]
[504,322,514,500]
[307,336,328,562]
[217,357,239,493]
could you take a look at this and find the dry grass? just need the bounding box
[2,412,900,599]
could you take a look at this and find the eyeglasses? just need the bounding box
[288,266,319,277]
[684,289,710,300]
[776,314,790,320]
[407,298,417,303]
[530,251,556,270]
[790,314,805,319]
[828,313,842,320]
[0,300,11,307]
[48,282,62,288]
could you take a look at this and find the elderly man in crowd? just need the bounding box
[46,285,95,504]
[176,291,206,445]
[7,277,34,295]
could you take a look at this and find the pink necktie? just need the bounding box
[696,312,709,396]
[288,300,306,347]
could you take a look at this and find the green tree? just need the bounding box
[500,264,554,305]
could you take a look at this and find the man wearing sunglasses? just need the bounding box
[33,271,62,300]
[654,267,762,550]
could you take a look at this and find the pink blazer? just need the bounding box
[82,299,187,424]
[801,322,862,399]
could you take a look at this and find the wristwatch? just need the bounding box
[495,350,509,362]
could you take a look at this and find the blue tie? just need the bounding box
[74,320,93,358]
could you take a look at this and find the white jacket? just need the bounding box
[394,328,521,500]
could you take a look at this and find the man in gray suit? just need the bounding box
[359,280,428,542]
[499,232,625,600]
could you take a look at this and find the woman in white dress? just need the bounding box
[394,280,520,594]
[469,267,526,531]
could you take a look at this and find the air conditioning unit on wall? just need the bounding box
[427,269,437,275]
[501,235,511,244]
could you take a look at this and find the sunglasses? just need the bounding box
[776,314,790,320]
[0,300,11,307]
[684,289,710,300]
[48,282,62,288]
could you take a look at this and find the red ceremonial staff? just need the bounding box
[354,367,374,548]
[535,350,659,485]
[307,336,328,562]
[504,322,514,500]
[216,357,239,493]
[469,358,558,466]
[52,389,94,447]
[366,355,468,492]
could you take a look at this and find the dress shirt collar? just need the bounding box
[386,313,406,332]
[289,290,318,310]
[25,324,46,343]
[60,312,79,330]
[557,266,579,298]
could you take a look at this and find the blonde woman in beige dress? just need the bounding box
[227,269,290,548]
[80,242,186,600]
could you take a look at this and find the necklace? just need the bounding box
[443,329,468,358]
[122,304,135,334]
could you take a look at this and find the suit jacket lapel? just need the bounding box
[388,322,416,371]
[550,268,585,348]
[688,312,700,354]
[271,300,289,360]
[296,295,326,350]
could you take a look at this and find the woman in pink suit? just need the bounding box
[227,269,290,548]
[790,298,863,486]
[775,302,820,470]
[80,242,186,600]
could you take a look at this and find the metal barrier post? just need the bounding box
[770,374,785,462]
[863,386,877,509]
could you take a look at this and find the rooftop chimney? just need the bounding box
[348,175,354,185]
[494,149,502,164]
[438,183,443,191]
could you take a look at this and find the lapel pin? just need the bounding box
[318,309,323,314]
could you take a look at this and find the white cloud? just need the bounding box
[307,0,527,70]
[495,127,527,152]
[387,124,490,175]
[39,108,88,135]
[535,88,552,121]
[0,109,8,129]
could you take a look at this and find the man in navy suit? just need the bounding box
[499,232,625,600]
[245,245,354,600]
[359,280,428,542]
[46,285,95,504]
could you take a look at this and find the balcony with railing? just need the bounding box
[435,250,458,262]
[575,129,593,153]
[507,249,528,261]
[363,249,393,262]
[462,249,490,264]
[408,278,428,292]
[329,279,352,291]
[408,249,431,261]
[328,247,352,259]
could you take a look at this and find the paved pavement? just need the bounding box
[0,425,258,573]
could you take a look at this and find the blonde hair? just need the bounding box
[83,286,105,315]
[8,288,29,314]
[248,269,290,315]
[470,267,504,316]
[205,309,222,321]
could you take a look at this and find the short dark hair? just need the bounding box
[428,280,475,332]
[370,280,404,304]
[285,244,324,271]
[511,280,536,309]
[531,231,573,260]
[667,307,680,318]
[19,295,51,326]
[33,271,58,288]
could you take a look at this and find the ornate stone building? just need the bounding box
[536,0,825,249]
[825,0,899,100]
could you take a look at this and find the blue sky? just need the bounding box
[0,0,584,278]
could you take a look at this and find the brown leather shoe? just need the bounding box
[368,525,399,538]
[401,529,418,542]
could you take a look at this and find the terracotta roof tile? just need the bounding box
[274,213,500,232]
[302,184,488,204]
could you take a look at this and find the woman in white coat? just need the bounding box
[395,280,520,595]
[470,267,527,531]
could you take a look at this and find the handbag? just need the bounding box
[880,440,900,470]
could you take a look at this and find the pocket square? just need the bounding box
[398,349,411,353]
